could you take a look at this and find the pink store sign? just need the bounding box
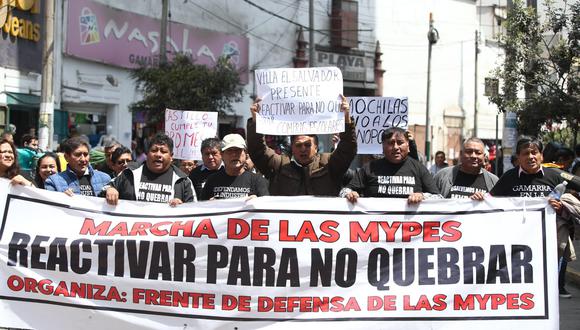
[66,0,249,83]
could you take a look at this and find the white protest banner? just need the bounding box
[165,109,218,160]
[0,180,558,330]
[255,67,344,135]
[349,97,409,154]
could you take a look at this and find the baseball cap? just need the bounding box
[221,134,247,151]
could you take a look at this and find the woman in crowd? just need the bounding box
[34,152,61,189]
[111,146,133,176]
[0,139,33,186]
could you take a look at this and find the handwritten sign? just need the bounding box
[164,109,218,160]
[255,67,344,135]
[350,97,409,154]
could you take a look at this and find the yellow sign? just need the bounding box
[0,0,41,42]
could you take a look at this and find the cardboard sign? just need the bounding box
[165,109,218,160]
[350,97,409,154]
[255,67,344,135]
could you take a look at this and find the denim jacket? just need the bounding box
[44,165,111,196]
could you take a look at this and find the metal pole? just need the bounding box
[309,0,315,66]
[39,0,55,151]
[425,13,438,162]
[474,30,478,137]
[495,112,499,175]
[160,0,169,65]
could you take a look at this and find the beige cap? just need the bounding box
[221,134,247,151]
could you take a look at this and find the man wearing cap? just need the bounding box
[200,134,269,200]
[247,96,356,196]
[104,133,195,206]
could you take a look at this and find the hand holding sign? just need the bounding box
[254,67,345,135]
[251,94,351,125]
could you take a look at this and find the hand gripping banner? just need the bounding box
[0,180,558,329]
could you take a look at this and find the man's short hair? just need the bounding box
[556,147,574,161]
[381,127,408,142]
[104,140,121,150]
[461,137,485,151]
[290,135,319,146]
[149,133,173,152]
[515,136,543,155]
[21,134,37,146]
[62,137,91,154]
[201,137,221,151]
[435,151,446,158]
[111,146,132,163]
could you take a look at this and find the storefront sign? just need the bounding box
[66,0,249,83]
[0,0,43,72]
[316,50,374,82]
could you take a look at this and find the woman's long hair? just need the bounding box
[34,152,62,189]
[0,139,20,179]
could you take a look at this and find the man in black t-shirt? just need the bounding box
[490,137,565,201]
[201,134,268,200]
[104,133,195,206]
[434,137,498,199]
[188,138,224,197]
[340,127,439,204]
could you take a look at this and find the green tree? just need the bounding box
[490,0,580,147]
[130,54,243,124]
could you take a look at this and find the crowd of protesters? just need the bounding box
[1,96,579,298]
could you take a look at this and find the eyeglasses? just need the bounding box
[0,150,14,155]
[117,159,130,165]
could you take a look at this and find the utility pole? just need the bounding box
[39,0,55,151]
[474,30,479,137]
[425,13,439,162]
[159,0,169,65]
[309,0,314,66]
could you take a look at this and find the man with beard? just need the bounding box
[45,137,111,196]
[104,133,195,206]
[341,127,439,204]
[201,134,268,200]
[434,137,498,200]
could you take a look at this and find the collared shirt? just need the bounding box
[200,162,224,172]
[518,166,545,178]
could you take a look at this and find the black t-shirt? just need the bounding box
[346,157,439,198]
[489,167,564,197]
[201,171,269,200]
[189,166,224,198]
[448,170,488,199]
[138,166,174,203]
[78,175,95,196]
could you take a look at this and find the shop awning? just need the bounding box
[5,92,40,108]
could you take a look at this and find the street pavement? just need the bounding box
[561,240,580,329]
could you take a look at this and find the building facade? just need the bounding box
[376,0,506,164]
